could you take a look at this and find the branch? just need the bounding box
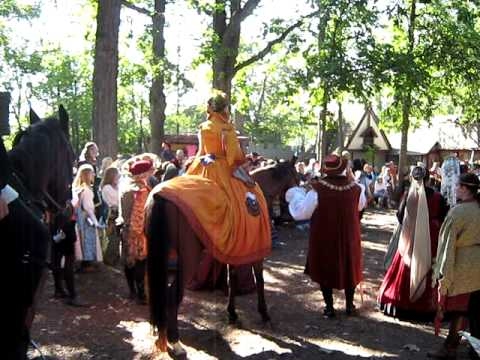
[224,0,261,40]
[233,10,319,74]
[238,0,261,23]
[121,0,151,16]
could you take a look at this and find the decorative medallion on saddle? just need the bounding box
[233,166,256,188]
[245,191,260,216]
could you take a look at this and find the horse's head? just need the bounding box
[9,106,74,211]
[252,155,299,204]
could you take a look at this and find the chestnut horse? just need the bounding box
[145,157,298,353]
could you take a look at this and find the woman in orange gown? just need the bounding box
[155,91,271,266]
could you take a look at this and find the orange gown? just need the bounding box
[154,112,271,265]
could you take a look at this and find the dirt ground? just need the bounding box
[29,208,473,359]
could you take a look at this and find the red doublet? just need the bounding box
[305,176,363,289]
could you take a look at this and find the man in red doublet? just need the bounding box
[305,153,364,317]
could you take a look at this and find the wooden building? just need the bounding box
[346,107,480,168]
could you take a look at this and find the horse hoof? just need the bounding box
[168,341,187,358]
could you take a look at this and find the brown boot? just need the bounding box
[428,316,463,360]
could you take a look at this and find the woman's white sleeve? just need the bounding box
[289,189,318,221]
[82,188,99,226]
[357,183,367,211]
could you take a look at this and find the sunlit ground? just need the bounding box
[29,208,473,359]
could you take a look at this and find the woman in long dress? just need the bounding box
[379,165,448,318]
[428,172,480,359]
[153,91,271,285]
[73,163,103,271]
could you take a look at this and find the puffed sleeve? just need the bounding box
[196,127,206,157]
[357,183,367,211]
[224,124,244,167]
[285,187,318,221]
[82,187,99,226]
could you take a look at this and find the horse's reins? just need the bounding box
[9,171,56,269]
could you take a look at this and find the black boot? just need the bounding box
[345,287,356,315]
[124,266,136,300]
[321,287,335,318]
[53,269,67,298]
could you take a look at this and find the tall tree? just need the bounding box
[374,1,473,180]
[149,0,167,154]
[193,0,317,99]
[92,0,121,158]
[301,0,377,164]
[120,0,169,154]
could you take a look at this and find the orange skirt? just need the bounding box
[155,169,271,265]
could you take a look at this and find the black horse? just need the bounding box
[1,106,73,359]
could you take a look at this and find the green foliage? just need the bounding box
[233,56,317,147]
[164,106,204,135]
[300,0,379,105]
[0,0,40,19]
[374,1,480,132]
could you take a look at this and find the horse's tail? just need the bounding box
[146,195,169,333]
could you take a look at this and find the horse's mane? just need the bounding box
[251,160,295,180]
[8,117,73,201]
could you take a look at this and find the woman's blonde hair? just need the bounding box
[99,156,113,176]
[100,166,119,189]
[73,164,94,190]
[207,90,229,113]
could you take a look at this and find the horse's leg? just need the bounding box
[253,261,270,322]
[227,264,239,324]
[166,270,186,356]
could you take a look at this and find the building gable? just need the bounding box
[346,106,391,151]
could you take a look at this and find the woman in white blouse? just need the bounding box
[100,167,120,266]
[72,164,102,271]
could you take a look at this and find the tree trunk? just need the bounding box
[337,101,344,151]
[316,91,329,166]
[148,0,167,155]
[398,96,411,181]
[398,0,417,184]
[92,0,121,158]
[212,0,241,99]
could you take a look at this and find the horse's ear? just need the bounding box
[29,108,41,125]
[291,154,298,165]
[58,104,70,139]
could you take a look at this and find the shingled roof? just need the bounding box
[388,115,479,154]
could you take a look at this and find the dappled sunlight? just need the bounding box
[117,320,156,356]
[305,337,398,358]
[362,208,397,233]
[362,239,388,253]
[265,259,306,271]
[224,328,292,357]
[27,344,91,359]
